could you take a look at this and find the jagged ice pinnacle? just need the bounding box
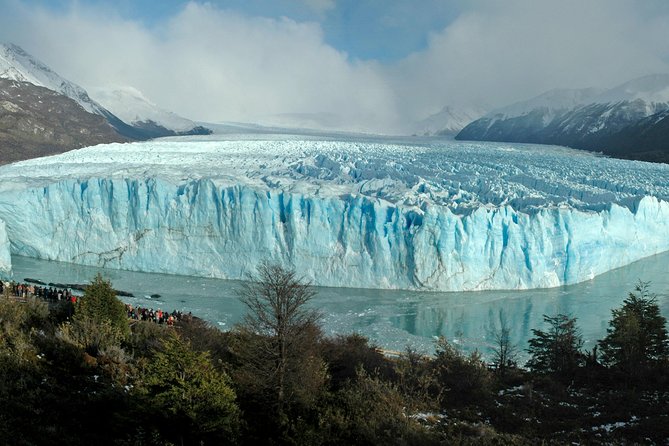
[0,136,668,291]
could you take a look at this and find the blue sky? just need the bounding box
[21,0,467,62]
[2,0,669,132]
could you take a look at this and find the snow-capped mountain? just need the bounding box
[0,43,210,140]
[456,74,669,163]
[0,43,108,116]
[0,78,125,164]
[88,86,211,136]
[594,73,669,105]
[411,106,486,136]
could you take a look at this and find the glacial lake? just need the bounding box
[10,252,669,360]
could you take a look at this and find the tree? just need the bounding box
[487,309,518,376]
[431,337,492,407]
[234,262,326,424]
[61,273,129,354]
[598,281,669,380]
[526,313,583,378]
[140,332,240,444]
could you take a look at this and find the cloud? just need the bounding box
[0,1,399,132]
[392,0,669,119]
[1,0,669,133]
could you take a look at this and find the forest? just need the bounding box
[0,263,667,445]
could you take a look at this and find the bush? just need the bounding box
[431,337,492,408]
[319,333,395,389]
[316,367,438,446]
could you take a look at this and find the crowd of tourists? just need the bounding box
[1,280,77,302]
[2,279,190,327]
[125,304,190,326]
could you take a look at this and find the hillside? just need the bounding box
[0,78,125,164]
[457,75,669,163]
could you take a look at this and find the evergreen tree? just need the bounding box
[526,313,583,378]
[62,273,129,354]
[598,281,669,379]
[140,333,240,444]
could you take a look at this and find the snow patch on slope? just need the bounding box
[593,74,669,105]
[486,88,604,119]
[88,86,199,132]
[412,106,486,136]
[0,43,107,115]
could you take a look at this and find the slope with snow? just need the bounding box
[88,86,210,135]
[457,74,669,162]
[411,106,486,136]
[0,137,668,291]
[0,43,107,116]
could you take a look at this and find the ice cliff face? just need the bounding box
[0,219,10,275]
[0,137,668,291]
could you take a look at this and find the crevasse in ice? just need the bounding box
[0,136,667,291]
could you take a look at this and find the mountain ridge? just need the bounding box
[0,43,210,140]
[456,74,669,163]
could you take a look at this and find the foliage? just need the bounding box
[316,367,438,446]
[432,337,492,408]
[599,281,669,381]
[62,273,129,354]
[526,313,584,378]
[487,309,518,376]
[0,297,48,362]
[126,318,171,358]
[139,332,240,444]
[234,262,326,422]
[1,277,669,445]
[395,347,440,411]
[319,333,394,389]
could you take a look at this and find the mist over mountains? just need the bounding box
[2,41,669,164]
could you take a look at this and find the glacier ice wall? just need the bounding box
[0,138,668,291]
[0,219,11,275]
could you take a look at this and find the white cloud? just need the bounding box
[393,0,669,119]
[1,0,668,133]
[0,1,398,132]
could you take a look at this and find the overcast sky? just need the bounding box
[2,0,669,133]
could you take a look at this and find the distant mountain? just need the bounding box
[0,43,210,140]
[411,106,486,136]
[0,43,108,116]
[0,78,125,164]
[457,74,669,163]
[88,86,211,137]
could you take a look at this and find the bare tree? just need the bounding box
[488,309,518,376]
[235,261,324,421]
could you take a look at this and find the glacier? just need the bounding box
[0,136,668,291]
[0,218,10,275]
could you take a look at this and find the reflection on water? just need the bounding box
[10,252,669,359]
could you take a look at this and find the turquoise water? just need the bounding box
[10,252,669,359]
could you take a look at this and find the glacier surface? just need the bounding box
[0,136,668,291]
